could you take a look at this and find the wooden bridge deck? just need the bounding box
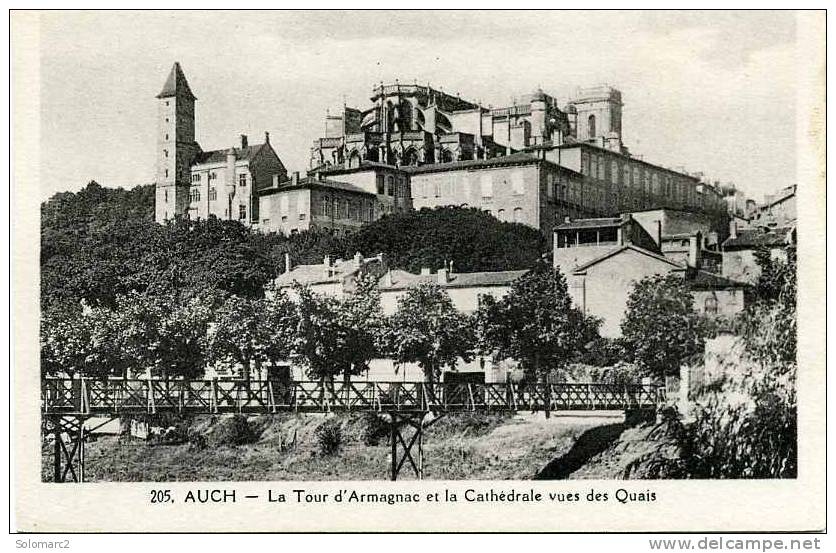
[42,378,664,416]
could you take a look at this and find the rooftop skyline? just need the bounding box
[38,10,799,202]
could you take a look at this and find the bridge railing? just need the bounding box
[41,378,665,415]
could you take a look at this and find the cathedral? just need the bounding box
[309,82,627,170]
[154,63,728,241]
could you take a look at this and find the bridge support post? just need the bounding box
[388,412,427,481]
[48,416,88,483]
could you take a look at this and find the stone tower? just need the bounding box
[155,62,200,223]
[568,85,623,147]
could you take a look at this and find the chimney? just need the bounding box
[437,268,449,284]
[729,219,738,240]
[240,134,248,150]
[291,171,300,185]
[323,255,331,268]
[284,252,292,274]
[385,269,393,287]
[448,260,454,274]
[688,234,701,269]
[353,251,363,264]
[264,131,270,144]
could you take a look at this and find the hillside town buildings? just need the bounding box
[151,62,792,380]
[153,63,729,242]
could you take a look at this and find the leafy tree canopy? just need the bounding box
[621,273,706,380]
[476,263,599,381]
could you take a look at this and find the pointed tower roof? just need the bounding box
[156,62,196,101]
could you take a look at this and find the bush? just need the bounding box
[187,429,208,451]
[209,415,258,447]
[360,413,389,446]
[315,418,343,455]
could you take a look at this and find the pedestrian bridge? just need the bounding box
[42,377,664,416]
[41,377,664,483]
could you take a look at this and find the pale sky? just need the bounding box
[38,10,801,202]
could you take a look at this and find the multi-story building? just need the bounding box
[553,215,746,337]
[257,172,387,236]
[154,64,729,243]
[154,63,287,225]
[311,81,728,242]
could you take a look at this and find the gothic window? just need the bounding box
[239,205,247,220]
[164,190,168,202]
[376,175,385,195]
[239,173,247,187]
[189,188,200,203]
[165,169,169,178]
[209,187,217,201]
[588,114,596,138]
[386,176,394,196]
[164,150,168,158]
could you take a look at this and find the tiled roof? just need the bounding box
[723,227,794,249]
[192,143,267,166]
[554,246,622,272]
[401,152,574,175]
[686,270,748,291]
[316,161,400,176]
[555,217,623,231]
[379,269,529,291]
[571,245,685,273]
[258,177,374,197]
[157,62,196,101]
[274,259,362,287]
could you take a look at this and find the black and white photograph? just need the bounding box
[12,8,826,534]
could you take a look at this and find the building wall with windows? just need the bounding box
[406,154,592,238]
[540,143,727,219]
[312,164,413,216]
[257,176,380,236]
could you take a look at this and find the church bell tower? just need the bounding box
[155,62,199,223]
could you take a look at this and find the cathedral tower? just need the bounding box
[568,85,623,148]
[155,62,200,223]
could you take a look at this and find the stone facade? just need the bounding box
[154,63,288,226]
[257,174,381,236]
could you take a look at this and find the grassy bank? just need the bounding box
[43,412,620,482]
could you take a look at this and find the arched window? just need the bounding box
[386,176,395,196]
[513,207,523,222]
[588,114,596,138]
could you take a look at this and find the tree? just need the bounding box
[335,272,386,384]
[383,282,474,384]
[114,292,219,379]
[208,292,297,380]
[40,305,94,378]
[621,273,705,380]
[344,206,547,273]
[291,285,349,385]
[475,264,599,382]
